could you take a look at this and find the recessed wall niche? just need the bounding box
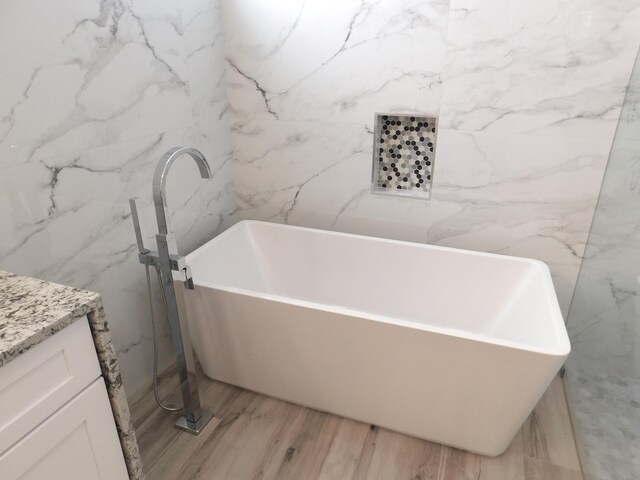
[372,113,438,199]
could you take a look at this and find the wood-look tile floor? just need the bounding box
[131,371,583,480]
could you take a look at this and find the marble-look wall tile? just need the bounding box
[0,0,193,167]
[0,132,230,291]
[223,0,449,246]
[233,116,610,313]
[183,0,230,130]
[567,58,640,379]
[563,49,640,480]
[0,0,234,396]
[233,118,431,243]
[0,123,234,394]
[222,0,449,124]
[429,129,611,314]
[440,0,640,139]
[223,0,639,313]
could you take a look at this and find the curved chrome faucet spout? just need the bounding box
[130,145,215,435]
[152,147,212,235]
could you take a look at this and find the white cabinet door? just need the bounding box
[0,319,101,453]
[0,378,129,480]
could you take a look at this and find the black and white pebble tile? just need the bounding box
[373,113,437,198]
[0,270,144,480]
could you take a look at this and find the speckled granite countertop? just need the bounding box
[0,270,101,365]
[0,270,144,479]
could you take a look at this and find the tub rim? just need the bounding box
[186,220,571,358]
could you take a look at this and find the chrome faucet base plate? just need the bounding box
[175,409,215,436]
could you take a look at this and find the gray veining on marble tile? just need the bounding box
[0,0,235,398]
[0,270,144,480]
[223,0,640,317]
[563,47,640,480]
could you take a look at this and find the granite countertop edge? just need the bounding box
[0,270,102,367]
[0,298,103,367]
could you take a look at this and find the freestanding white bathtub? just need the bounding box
[180,220,570,456]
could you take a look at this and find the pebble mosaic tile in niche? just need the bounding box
[372,113,438,198]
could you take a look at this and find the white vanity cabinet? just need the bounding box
[0,318,129,480]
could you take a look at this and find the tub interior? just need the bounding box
[187,221,567,353]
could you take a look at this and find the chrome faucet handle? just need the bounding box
[155,233,196,290]
[129,197,149,254]
[183,265,195,290]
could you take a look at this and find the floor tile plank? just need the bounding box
[365,427,442,480]
[351,424,381,480]
[192,396,298,479]
[136,374,581,480]
[147,385,255,479]
[438,446,480,480]
[522,377,582,471]
[316,418,371,480]
[524,457,583,480]
[258,406,342,480]
[477,430,525,480]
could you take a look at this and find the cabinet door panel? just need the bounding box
[0,378,128,480]
[0,319,101,453]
